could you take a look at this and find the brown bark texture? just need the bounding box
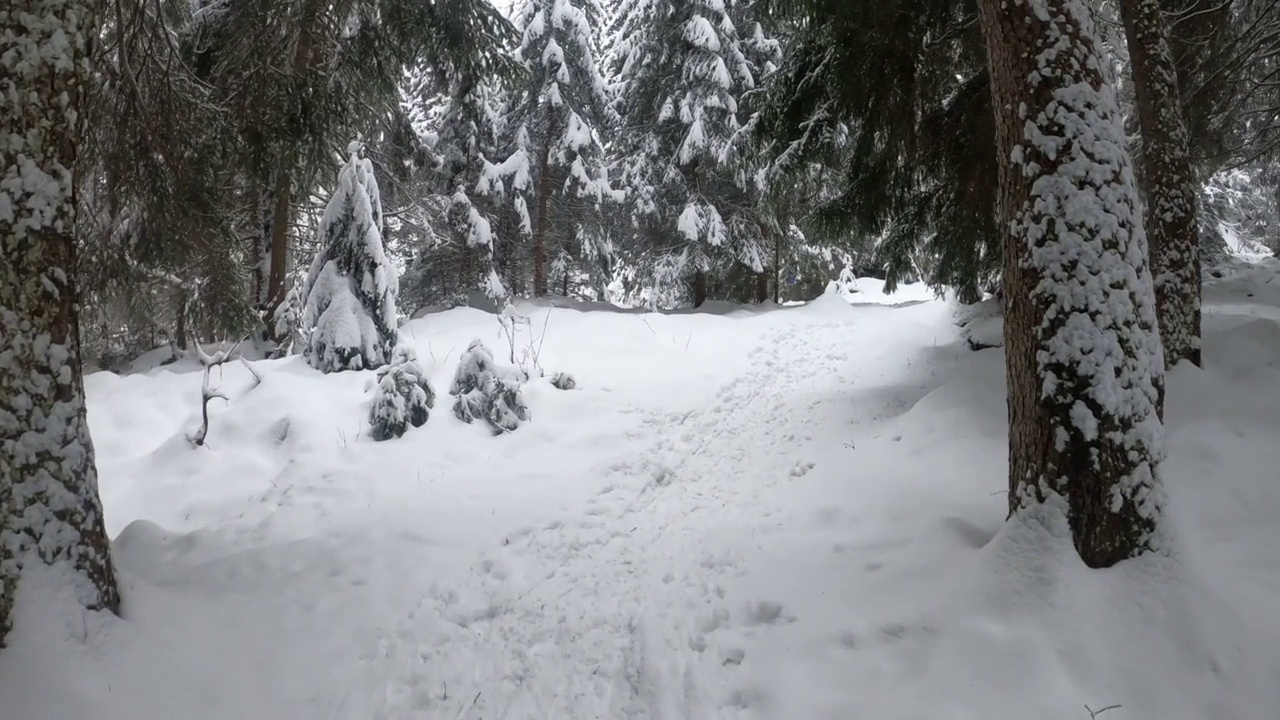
[1120,0,1202,369]
[1,0,122,646]
[977,0,1169,567]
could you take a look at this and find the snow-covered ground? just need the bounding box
[4,267,1280,719]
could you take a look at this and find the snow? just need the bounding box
[4,270,1280,718]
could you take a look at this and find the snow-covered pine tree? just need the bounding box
[301,144,399,372]
[450,340,529,434]
[402,74,513,307]
[609,0,775,307]
[369,346,436,441]
[500,0,619,297]
[978,0,1168,568]
[1,0,121,646]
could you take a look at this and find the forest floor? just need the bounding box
[4,267,1280,720]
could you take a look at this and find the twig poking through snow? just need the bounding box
[190,337,248,447]
[1085,704,1122,719]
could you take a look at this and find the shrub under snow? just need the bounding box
[369,347,436,442]
[450,339,529,434]
[301,143,399,373]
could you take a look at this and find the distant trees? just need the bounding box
[978,0,1168,566]
[505,0,617,298]
[1,0,121,646]
[609,0,779,307]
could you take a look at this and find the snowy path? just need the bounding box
[330,299,957,720]
[14,275,1280,720]
[343,315,877,719]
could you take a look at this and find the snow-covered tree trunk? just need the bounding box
[0,0,121,646]
[1120,0,1202,369]
[977,0,1169,567]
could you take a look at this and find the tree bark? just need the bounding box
[533,139,553,297]
[266,169,293,315]
[259,7,316,334]
[251,185,273,314]
[1120,0,1202,369]
[175,290,189,352]
[692,269,708,308]
[1,0,121,646]
[773,232,781,303]
[977,0,1168,567]
[755,272,769,304]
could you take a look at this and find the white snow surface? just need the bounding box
[5,273,1280,719]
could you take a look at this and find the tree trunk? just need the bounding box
[533,140,553,297]
[175,290,189,352]
[258,12,316,334]
[773,232,781,304]
[692,269,708,308]
[266,169,293,315]
[0,0,121,647]
[977,0,1168,568]
[755,272,769,304]
[1120,0,1202,370]
[251,184,273,313]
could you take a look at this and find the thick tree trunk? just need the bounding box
[755,272,769,304]
[0,0,121,646]
[1120,0,1202,369]
[533,141,553,297]
[977,0,1168,567]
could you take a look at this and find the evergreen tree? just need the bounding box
[610,0,774,306]
[1120,0,1202,369]
[181,0,514,337]
[402,74,515,308]
[979,0,1168,567]
[301,145,399,372]
[503,0,618,297]
[1,0,121,646]
[369,347,436,441]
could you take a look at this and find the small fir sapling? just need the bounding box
[369,347,436,441]
[450,339,529,434]
[301,142,399,372]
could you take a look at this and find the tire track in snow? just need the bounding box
[355,318,855,720]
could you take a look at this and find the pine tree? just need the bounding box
[610,0,773,307]
[402,74,514,308]
[504,0,617,297]
[181,0,514,338]
[1,0,121,646]
[301,144,399,372]
[1120,0,1201,369]
[978,0,1168,567]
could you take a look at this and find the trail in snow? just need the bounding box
[348,316,862,719]
[341,298,959,720]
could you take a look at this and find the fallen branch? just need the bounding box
[189,337,247,447]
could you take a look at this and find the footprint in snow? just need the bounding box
[789,461,816,478]
[743,600,795,627]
